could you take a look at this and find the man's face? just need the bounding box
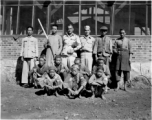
[52,26,57,34]
[39,58,45,66]
[74,59,81,65]
[100,30,107,36]
[120,30,126,38]
[27,28,33,36]
[71,67,78,76]
[49,70,55,78]
[96,69,103,78]
[67,26,74,34]
[84,28,91,36]
[55,58,61,65]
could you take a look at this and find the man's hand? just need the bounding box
[74,90,79,95]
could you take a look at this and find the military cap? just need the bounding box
[100,26,108,30]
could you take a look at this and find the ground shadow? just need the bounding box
[15,56,23,85]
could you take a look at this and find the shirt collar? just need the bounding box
[27,35,33,38]
[84,35,91,39]
[66,32,75,37]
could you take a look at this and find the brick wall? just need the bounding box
[0,35,151,62]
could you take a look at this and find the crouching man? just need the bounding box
[37,66,63,96]
[62,64,87,99]
[29,56,48,88]
[89,67,108,100]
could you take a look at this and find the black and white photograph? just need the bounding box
[0,0,151,119]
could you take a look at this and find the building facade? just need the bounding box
[0,0,151,63]
[1,0,151,36]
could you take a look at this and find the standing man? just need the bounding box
[80,25,95,72]
[20,26,38,87]
[113,29,133,91]
[61,24,81,68]
[44,24,62,67]
[93,26,113,68]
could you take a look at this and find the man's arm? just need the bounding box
[73,35,81,51]
[35,38,39,58]
[128,39,133,62]
[76,75,86,94]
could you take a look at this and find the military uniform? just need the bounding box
[20,36,38,84]
[80,35,95,72]
[61,33,81,68]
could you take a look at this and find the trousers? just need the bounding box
[80,52,93,72]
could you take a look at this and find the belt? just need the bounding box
[81,50,92,53]
[118,48,128,51]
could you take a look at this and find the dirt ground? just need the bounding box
[1,82,151,120]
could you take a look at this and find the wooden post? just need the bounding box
[95,1,97,35]
[16,0,20,34]
[128,1,131,35]
[2,1,6,35]
[47,5,51,34]
[79,0,81,36]
[63,0,65,35]
[32,0,35,30]
[145,1,148,35]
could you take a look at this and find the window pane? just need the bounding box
[114,4,129,35]
[0,6,3,35]
[18,6,32,35]
[130,5,146,35]
[34,5,47,35]
[148,5,151,35]
[65,5,79,35]
[50,4,63,35]
[97,3,111,35]
[65,1,79,4]
[81,5,95,35]
[3,6,18,35]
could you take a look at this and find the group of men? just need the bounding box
[20,24,133,99]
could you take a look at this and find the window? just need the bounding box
[81,5,95,35]
[97,3,112,35]
[131,5,146,35]
[50,3,63,35]
[2,6,18,35]
[114,2,130,35]
[34,5,47,35]
[64,5,79,35]
[148,4,151,35]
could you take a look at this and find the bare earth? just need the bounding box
[1,82,151,119]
